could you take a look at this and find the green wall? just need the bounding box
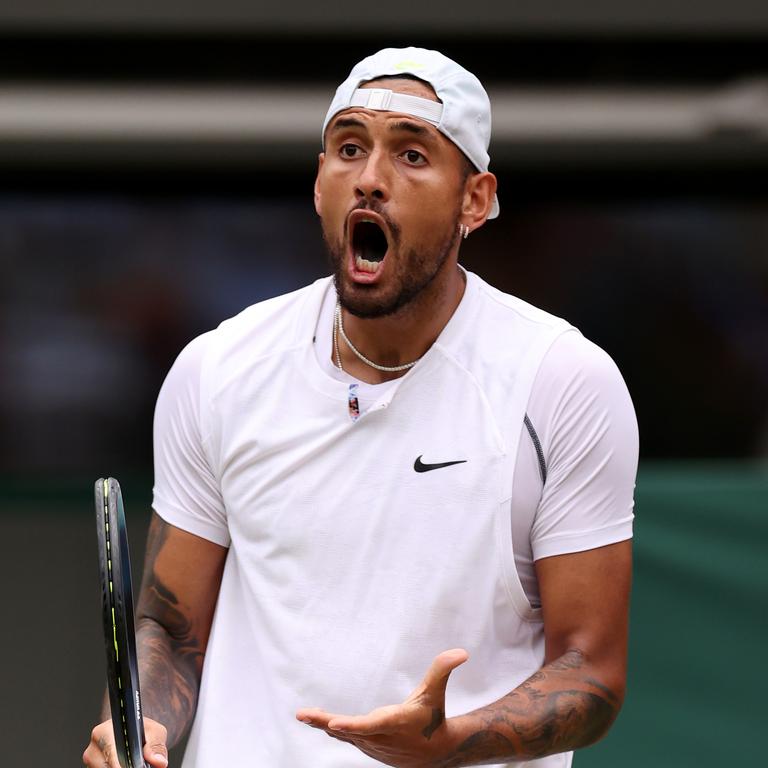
[583,463,767,766]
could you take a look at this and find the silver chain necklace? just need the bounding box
[334,301,420,373]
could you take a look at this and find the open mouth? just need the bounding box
[352,219,388,273]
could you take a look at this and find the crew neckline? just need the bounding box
[299,268,480,405]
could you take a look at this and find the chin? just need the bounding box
[338,277,434,319]
[335,280,397,319]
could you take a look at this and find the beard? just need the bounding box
[322,201,461,319]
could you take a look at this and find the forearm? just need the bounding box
[136,615,202,746]
[97,617,200,746]
[437,649,621,766]
[130,514,213,747]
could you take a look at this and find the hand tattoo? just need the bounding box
[422,707,445,740]
[97,734,113,763]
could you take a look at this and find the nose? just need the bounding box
[355,150,389,206]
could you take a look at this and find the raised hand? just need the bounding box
[296,648,468,767]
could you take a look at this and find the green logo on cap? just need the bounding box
[394,60,425,71]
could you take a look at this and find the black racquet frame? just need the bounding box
[95,477,149,768]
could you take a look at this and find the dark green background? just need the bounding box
[584,463,766,766]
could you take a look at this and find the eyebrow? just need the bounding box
[329,116,433,139]
[329,117,366,132]
[388,120,430,137]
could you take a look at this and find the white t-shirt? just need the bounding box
[155,280,638,607]
[151,271,638,767]
[311,283,638,607]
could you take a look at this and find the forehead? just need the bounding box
[327,76,443,136]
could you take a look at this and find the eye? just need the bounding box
[340,143,364,159]
[401,149,426,166]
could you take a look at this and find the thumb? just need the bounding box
[143,726,169,768]
[415,648,469,704]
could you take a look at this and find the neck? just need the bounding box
[335,264,466,384]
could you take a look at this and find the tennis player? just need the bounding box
[83,46,638,768]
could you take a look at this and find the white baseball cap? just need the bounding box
[323,46,499,219]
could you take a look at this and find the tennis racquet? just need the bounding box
[95,477,149,768]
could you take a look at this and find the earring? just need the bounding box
[459,223,470,240]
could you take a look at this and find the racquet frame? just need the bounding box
[95,477,148,768]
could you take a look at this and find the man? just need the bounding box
[84,46,638,767]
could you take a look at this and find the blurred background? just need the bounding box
[0,2,766,765]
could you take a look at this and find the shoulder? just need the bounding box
[526,334,639,560]
[443,271,574,381]
[209,276,331,360]
[464,269,633,411]
[540,331,630,391]
[158,276,331,408]
[527,330,638,496]
[175,276,331,386]
[470,272,574,338]
[532,330,635,428]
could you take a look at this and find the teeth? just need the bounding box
[355,255,381,273]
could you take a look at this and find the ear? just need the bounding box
[460,171,498,233]
[314,153,325,216]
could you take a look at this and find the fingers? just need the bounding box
[297,648,470,740]
[415,648,469,702]
[297,704,399,736]
[327,703,405,735]
[296,707,335,729]
[143,742,169,766]
[143,746,169,767]
[83,719,170,768]
[143,719,169,767]
[82,722,120,768]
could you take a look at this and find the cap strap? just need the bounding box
[349,89,443,126]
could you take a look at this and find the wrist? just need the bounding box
[432,713,520,768]
[428,714,476,768]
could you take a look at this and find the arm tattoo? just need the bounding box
[440,732,518,768]
[437,649,620,766]
[134,515,205,746]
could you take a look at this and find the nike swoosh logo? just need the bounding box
[414,455,468,473]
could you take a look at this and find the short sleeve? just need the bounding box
[152,331,230,547]
[528,331,639,561]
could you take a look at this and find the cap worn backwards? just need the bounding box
[323,46,499,219]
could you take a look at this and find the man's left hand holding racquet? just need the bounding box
[83,492,227,768]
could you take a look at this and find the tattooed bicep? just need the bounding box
[142,512,174,568]
[136,512,226,643]
[137,515,193,637]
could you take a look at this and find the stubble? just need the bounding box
[322,200,461,319]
